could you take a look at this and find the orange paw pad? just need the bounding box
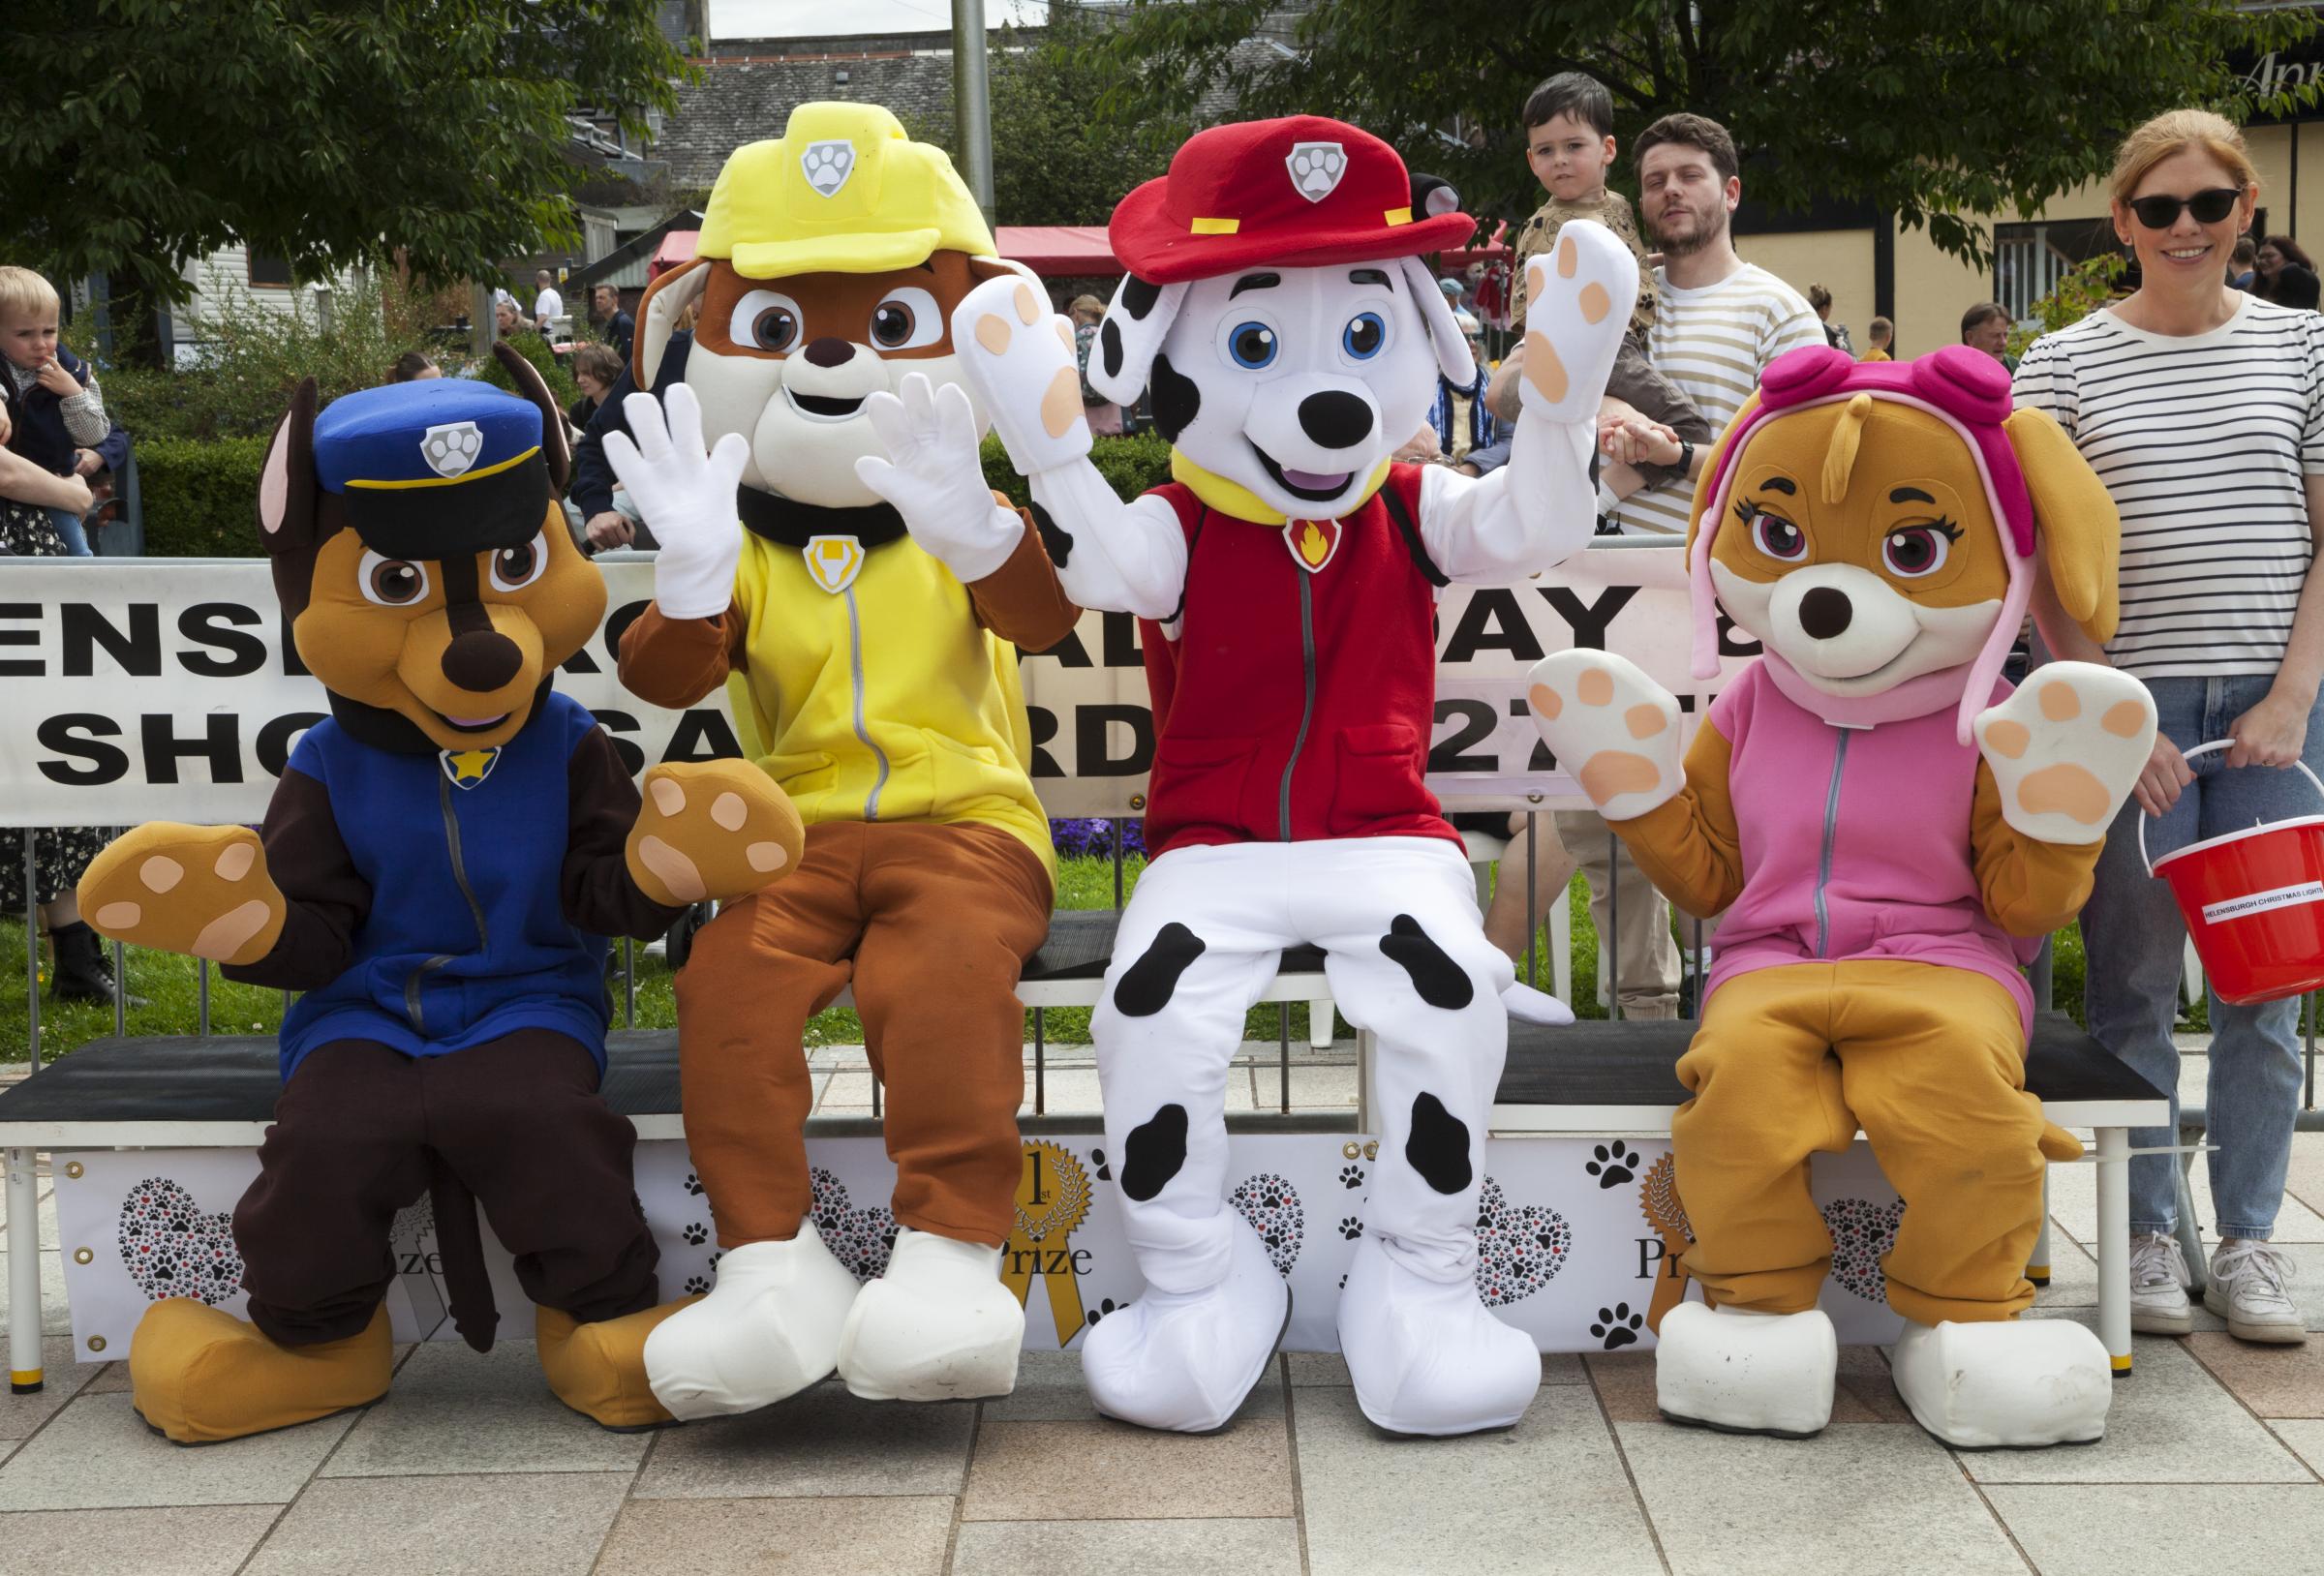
[1624,704,1667,740]
[2038,682,2082,722]
[1579,752,1665,803]
[2017,763,2112,825]
[1529,682,1562,721]
[1575,667,1614,706]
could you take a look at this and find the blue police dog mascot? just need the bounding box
[77,349,805,1442]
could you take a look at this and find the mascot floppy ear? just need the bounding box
[1397,256,1476,387]
[2005,405,2122,647]
[491,342,571,494]
[1087,271,1190,407]
[257,377,320,554]
[1684,387,1763,557]
[634,258,713,390]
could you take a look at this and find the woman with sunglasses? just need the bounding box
[2255,234,2321,311]
[2015,108,2324,1348]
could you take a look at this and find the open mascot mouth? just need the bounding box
[784,387,867,422]
[1252,443,1355,503]
[437,711,511,733]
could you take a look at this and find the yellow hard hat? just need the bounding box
[697,103,996,279]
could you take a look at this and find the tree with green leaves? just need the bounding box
[1084,0,2322,260]
[3,0,687,350]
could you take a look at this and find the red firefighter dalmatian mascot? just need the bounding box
[874,116,1635,1435]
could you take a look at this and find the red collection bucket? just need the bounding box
[2144,743,2324,1006]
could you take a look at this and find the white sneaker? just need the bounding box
[2206,1239,2308,1345]
[2129,1231,2193,1336]
[836,1227,1024,1402]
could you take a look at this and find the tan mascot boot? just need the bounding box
[130,1298,392,1444]
[536,1298,699,1431]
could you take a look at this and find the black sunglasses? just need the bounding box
[2126,187,2243,229]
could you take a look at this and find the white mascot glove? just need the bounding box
[854,374,1024,584]
[948,275,1096,478]
[1972,661,2157,845]
[602,382,749,621]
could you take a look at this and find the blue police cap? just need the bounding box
[312,381,549,558]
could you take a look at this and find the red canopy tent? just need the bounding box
[994,226,1118,275]
[648,230,699,281]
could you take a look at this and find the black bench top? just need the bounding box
[0,1013,2161,1130]
[1026,910,1327,982]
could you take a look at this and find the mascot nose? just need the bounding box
[1799,587,1853,640]
[1298,390,1374,450]
[442,629,525,692]
[802,337,855,368]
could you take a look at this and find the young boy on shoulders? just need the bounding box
[0,266,106,555]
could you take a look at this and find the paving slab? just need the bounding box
[1984,1483,2324,1575]
[631,1380,974,1499]
[1017,1068,1104,1115]
[240,1471,628,1576]
[2183,1332,2324,1418]
[1296,1383,1658,1576]
[1589,1346,1911,1425]
[2267,1417,2324,1474]
[980,1349,1284,1424]
[0,1251,73,1337]
[2047,1147,2324,1246]
[963,1417,1292,1521]
[1968,1318,2310,1483]
[321,1339,652,1476]
[1618,1420,2021,1575]
[0,1392,357,1510]
[591,1495,955,1576]
[1249,1062,1361,1111]
[0,1339,100,1440]
[2283,1132,2324,1218]
[952,1516,1303,1575]
[2030,1227,2099,1310]
[0,1503,282,1576]
[1286,1350,1585,1387]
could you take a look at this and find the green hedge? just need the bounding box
[139,436,270,558]
[139,431,1177,557]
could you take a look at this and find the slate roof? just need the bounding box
[657,49,958,189]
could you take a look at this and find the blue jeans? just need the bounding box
[45,504,92,557]
[2082,672,2318,1240]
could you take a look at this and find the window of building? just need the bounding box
[245,250,291,289]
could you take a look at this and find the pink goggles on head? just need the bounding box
[1687,344,2037,743]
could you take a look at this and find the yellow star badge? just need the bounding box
[440,746,501,789]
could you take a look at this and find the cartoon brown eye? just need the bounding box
[750,306,799,351]
[871,301,915,347]
[489,532,548,592]
[1749,511,1806,561]
[870,287,941,349]
[358,550,429,606]
[727,288,804,353]
[1882,527,1950,577]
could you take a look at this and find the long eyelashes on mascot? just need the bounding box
[358,550,430,607]
[489,532,549,593]
[1881,518,1961,578]
[730,288,805,353]
[1735,501,1808,561]
[871,288,943,350]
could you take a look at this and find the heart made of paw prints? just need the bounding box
[117,1178,242,1305]
[1822,1197,1905,1303]
[808,1167,900,1282]
[1229,1172,1303,1278]
[1475,1175,1571,1308]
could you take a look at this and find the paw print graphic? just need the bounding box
[1338,1274,1348,1290]
[1338,1216,1363,1241]
[800,139,855,196]
[681,1222,709,1246]
[421,422,482,476]
[1592,1303,1643,1349]
[1086,1298,1121,1327]
[706,1251,722,1272]
[1587,1140,1636,1189]
[685,1276,710,1295]
[1339,1165,1365,1191]
[1287,141,1347,200]
[1089,1147,1112,1183]
[683,1171,705,1197]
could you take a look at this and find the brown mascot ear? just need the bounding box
[2004,406,2120,647]
[257,378,320,556]
[635,258,712,389]
[1685,388,1762,560]
[492,341,569,494]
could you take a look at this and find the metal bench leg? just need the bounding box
[8,1147,41,1393]
[2095,1126,2131,1376]
[2028,1167,2052,1287]
[2174,1127,2207,1296]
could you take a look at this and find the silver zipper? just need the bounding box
[1813,729,1849,957]
[1279,571,1317,839]
[404,772,491,1034]
[844,585,890,819]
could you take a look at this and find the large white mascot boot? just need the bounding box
[1338,1233,1541,1436]
[1889,1318,2111,1448]
[642,1229,862,1419]
[1656,1301,1838,1437]
[837,1227,1024,1402]
[1084,1211,1287,1433]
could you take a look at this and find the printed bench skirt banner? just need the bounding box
[54,1134,1906,1362]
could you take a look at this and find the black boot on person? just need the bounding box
[47,921,145,1008]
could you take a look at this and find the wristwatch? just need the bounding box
[1676,437,1695,473]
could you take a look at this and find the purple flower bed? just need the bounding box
[1049,817,1146,858]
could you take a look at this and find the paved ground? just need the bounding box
[2,1045,2323,1575]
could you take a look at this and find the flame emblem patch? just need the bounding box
[1283,517,1341,573]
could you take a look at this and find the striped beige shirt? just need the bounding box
[1616,262,1822,534]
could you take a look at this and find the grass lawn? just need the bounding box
[2,855,2125,1061]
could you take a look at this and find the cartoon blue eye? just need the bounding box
[1342,312,1387,359]
[1228,321,1278,369]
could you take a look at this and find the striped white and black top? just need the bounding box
[2012,296,2324,679]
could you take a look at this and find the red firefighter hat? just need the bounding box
[1110,115,1477,284]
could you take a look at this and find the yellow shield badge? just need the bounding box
[1283,517,1341,574]
[803,534,866,594]
[1002,1140,1094,1345]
